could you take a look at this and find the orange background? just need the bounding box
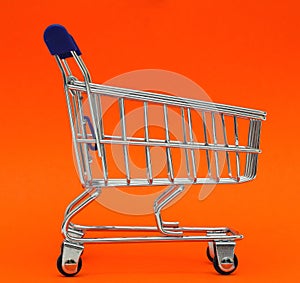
[0,0,299,282]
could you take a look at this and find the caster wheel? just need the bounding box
[57,254,82,277]
[60,243,84,256]
[206,246,214,262]
[213,254,238,275]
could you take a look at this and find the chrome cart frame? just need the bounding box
[44,24,266,276]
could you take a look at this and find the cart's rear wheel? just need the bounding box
[213,254,238,275]
[57,254,82,277]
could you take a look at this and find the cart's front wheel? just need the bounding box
[213,254,238,275]
[57,254,82,277]
[206,246,214,262]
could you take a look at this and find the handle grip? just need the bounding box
[43,24,81,59]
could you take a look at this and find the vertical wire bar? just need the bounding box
[251,121,258,179]
[251,120,261,179]
[202,112,212,178]
[94,93,102,155]
[144,102,153,184]
[186,108,197,182]
[254,120,262,148]
[248,120,257,179]
[163,104,174,182]
[74,92,87,176]
[254,120,262,176]
[181,108,191,179]
[71,53,101,182]
[72,92,80,137]
[245,119,254,178]
[211,112,220,181]
[76,90,92,180]
[95,93,109,183]
[61,60,82,142]
[62,58,82,143]
[119,98,130,184]
[221,114,232,178]
[233,116,240,181]
[55,56,85,184]
[64,57,85,170]
[72,89,87,181]
[72,52,104,173]
[62,59,72,76]
[63,57,92,181]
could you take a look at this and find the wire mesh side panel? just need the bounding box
[75,87,264,187]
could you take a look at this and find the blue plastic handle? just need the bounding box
[43,24,81,59]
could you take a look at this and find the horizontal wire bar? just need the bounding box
[76,137,261,153]
[66,234,243,244]
[69,82,266,120]
[90,176,255,187]
[72,224,234,233]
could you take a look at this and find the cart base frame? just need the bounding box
[58,186,243,276]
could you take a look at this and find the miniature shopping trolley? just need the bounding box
[44,24,266,276]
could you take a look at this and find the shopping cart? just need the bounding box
[44,24,266,277]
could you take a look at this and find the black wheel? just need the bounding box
[213,254,238,275]
[206,246,214,262]
[57,254,82,277]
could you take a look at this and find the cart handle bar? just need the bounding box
[43,24,81,59]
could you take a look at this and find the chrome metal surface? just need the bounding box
[61,241,84,275]
[69,81,266,120]
[49,41,266,276]
[221,113,232,178]
[187,108,197,181]
[215,241,236,273]
[208,242,215,258]
[163,104,174,183]
[154,185,184,236]
[144,102,153,184]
